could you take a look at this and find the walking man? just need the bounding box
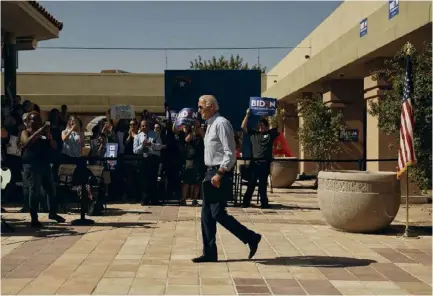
[192,95,262,263]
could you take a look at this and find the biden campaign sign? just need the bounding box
[174,108,199,127]
[249,97,277,116]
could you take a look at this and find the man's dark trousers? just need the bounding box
[140,155,160,204]
[243,160,270,207]
[201,168,256,259]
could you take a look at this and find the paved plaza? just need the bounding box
[1,184,432,295]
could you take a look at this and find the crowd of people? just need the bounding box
[1,94,279,228]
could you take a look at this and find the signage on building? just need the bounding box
[389,0,399,19]
[340,129,359,142]
[249,97,277,116]
[360,18,368,38]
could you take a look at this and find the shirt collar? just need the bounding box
[206,112,219,126]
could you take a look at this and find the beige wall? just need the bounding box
[264,1,432,100]
[1,73,268,114]
[266,1,386,90]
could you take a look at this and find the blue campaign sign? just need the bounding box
[249,97,277,116]
[389,0,399,19]
[174,107,199,127]
[360,18,368,38]
[104,143,119,170]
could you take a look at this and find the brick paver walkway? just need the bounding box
[1,184,432,295]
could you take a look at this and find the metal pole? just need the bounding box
[402,167,418,238]
[257,48,260,67]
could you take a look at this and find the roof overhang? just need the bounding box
[1,1,63,42]
[263,1,432,103]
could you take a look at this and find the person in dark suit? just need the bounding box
[192,95,261,263]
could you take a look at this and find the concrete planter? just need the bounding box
[270,157,298,188]
[317,170,401,233]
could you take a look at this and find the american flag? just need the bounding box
[397,54,416,178]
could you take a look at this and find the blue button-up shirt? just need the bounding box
[133,130,163,157]
[204,113,236,171]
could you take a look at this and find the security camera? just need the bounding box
[305,55,310,59]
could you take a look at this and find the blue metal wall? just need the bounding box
[164,70,261,157]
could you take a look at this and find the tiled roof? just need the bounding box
[27,1,63,31]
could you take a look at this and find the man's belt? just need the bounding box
[206,165,220,171]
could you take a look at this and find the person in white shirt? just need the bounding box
[133,120,165,205]
[192,95,261,263]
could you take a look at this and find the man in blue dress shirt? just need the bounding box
[192,95,262,263]
[133,119,165,205]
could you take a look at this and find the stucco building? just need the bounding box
[1,1,431,192]
[1,1,63,102]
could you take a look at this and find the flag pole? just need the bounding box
[401,41,418,239]
[402,167,418,238]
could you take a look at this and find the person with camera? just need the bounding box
[175,120,205,206]
[20,111,65,227]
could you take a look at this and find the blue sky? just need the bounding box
[18,1,342,73]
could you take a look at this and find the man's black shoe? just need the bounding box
[261,204,271,209]
[241,204,250,208]
[191,255,218,263]
[48,214,66,223]
[248,234,262,259]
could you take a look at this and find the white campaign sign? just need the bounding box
[110,105,135,120]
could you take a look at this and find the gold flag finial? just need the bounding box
[404,42,414,56]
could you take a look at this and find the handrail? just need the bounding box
[56,155,398,163]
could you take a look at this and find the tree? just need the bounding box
[368,41,432,191]
[190,54,266,73]
[297,93,345,172]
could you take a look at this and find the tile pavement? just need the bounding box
[1,185,432,295]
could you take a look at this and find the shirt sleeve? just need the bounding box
[216,120,236,171]
[133,134,143,155]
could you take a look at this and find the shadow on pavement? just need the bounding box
[1,221,155,238]
[222,255,376,267]
[374,224,432,236]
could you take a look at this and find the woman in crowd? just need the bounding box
[20,111,65,227]
[123,119,138,155]
[177,121,204,206]
[101,120,118,143]
[61,116,83,164]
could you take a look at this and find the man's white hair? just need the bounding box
[199,95,219,111]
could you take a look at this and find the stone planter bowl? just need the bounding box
[270,157,299,188]
[317,170,401,233]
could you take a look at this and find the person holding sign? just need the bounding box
[241,108,279,209]
[133,120,165,205]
